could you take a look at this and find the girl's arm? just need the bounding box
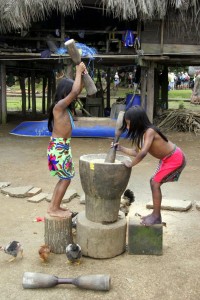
[114,143,138,157]
[124,128,155,168]
[55,62,86,110]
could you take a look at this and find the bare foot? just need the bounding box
[60,206,68,211]
[141,213,161,226]
[47,208,72,218]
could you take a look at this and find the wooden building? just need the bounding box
[0,0,200,124]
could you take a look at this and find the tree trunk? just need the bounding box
[44,215,72,254]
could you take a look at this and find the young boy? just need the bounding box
[47,62,86,218]
[113,106,186,226]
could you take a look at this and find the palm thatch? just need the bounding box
[102,0,199,20]
[0,0,200,34]
[0,0,81,33]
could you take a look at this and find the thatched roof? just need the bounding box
[0,0,199,33]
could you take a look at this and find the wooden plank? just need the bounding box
[146,64,154,122]
[160,20,164,54]
[0,63,7,124]
[164,44,200,54]
[141,43,162,55]
[142,43,200,55]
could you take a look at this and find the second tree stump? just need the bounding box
[44,215,72,254]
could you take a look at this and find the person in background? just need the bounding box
[168,72,175,90]
[190,70,200,104]
[183,72,190,89]
[175,72,181,89]
[113,71,120,91]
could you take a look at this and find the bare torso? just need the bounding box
[52,108,72,139]
[145,129,175,159]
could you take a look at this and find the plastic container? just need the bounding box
[126,94,141,110]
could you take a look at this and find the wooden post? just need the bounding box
[19,76,26,116]
[47,73,52,112]
[60,14,65,48]
[66,62,73,79]
[140,67,147,110]
[154,68,160,116]
[31,70,36,117]
[146,63,155,122]
[161,66,168,109]
[52,72,56,99]
[97,68,104,98]
[106,67,111,109]
[44,215,72,254]
[0,63,7,124]
[42,76,47,114]
[160,19,164,54]
[28,77,31,110]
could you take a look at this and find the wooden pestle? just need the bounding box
[64,39,97,96]
[22,272,111,291]
[104,111,125,163]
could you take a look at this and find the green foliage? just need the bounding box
[168,101,200,111]
[168,89,192,99]
[178,101,185,109]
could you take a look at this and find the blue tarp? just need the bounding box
[10,120,125,138]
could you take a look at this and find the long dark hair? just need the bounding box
[121,106,168,148]
[48,78,74,132]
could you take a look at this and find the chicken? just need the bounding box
[72,214,78,229]
[66,243,82,265]
[0,241,23,262]
[119,189,135,216]
[38,244,51,263]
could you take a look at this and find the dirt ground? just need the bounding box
[0,116,200,300]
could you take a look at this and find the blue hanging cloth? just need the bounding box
[122,30,135,47]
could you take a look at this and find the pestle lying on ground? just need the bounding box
[104,111,125,163]
[64,39,97,96]
[22,272,111,291]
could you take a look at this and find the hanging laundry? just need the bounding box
[122,30,135,47]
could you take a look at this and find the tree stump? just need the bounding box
[44,215,72,254]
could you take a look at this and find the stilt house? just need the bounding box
[0,0,200,123]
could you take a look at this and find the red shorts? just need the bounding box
[152,146,186,183]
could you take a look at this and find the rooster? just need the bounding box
[0,241,23,262]
[66,243,82,265]
[38,244,51,263]
[119,189,135,216]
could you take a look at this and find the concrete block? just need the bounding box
[0,182,11,189]
[27,193,48,203]
[196,202,200,211]
[27,187,42,197]
[46,189,78,203]
[128,216,163,255]
[146,198,192,212]
[1,185,33,198]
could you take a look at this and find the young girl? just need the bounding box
[113,106,186,226]
[47,62,86,218]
